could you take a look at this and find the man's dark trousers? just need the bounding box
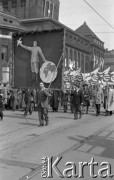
[38,103,48,126]
[74,105,82,119]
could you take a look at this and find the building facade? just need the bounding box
[75,22,105,71]
[0,0,59,21]
[21,18,91,74]
[0,5,27,83]
[0,1,106,86]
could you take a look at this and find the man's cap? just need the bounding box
[83,83,88,87]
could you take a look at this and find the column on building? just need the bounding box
[65,47,68,68]
[16,0,20,17]
[74,50,77,70]
[8,0,11,12]
[41,0,45,18]
[78,51,81,69]
[53,0,59,21]
[72,49,75,69]
[25,0,30,18]
[0,37,2,82]
[67,47,70,68]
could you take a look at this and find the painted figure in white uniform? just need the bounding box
[18,38,46,82]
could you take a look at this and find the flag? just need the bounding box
[91,68,99,75]
[64,70,70,76]
[70,68,81,76]
[101,58,104,69]
[82,73,91,81]
[69,60,74,70]
[103,67,110,74]
[85,76,92,82]
[96,56,98,66]
[75,68,81,75]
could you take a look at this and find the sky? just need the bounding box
[59,0,114,50]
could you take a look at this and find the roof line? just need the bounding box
[21,17,90,42]
[0,23,27,31]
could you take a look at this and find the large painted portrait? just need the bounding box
[13,29,64,89]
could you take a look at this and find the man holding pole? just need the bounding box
[36,82,49,126]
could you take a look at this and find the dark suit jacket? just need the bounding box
[36,89,49,108]
[71,89,83,106]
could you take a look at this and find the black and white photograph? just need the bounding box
[0,0,114,179]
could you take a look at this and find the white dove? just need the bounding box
[17,37,22,46]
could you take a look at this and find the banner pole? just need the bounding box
[47,28,66,89]
[48,53,63,89]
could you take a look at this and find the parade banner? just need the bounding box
[13,29,64,89]
[63,66,114,89]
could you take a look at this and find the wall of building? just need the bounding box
[1,0,59,21]
[0,11,20,27]
[21,19,61,31]
[0,37,12,83]
[75,22,105,72]
[0,7,26,83]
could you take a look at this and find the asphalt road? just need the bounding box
[0,108,114,180]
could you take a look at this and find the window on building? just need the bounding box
[12,0,17,9]
[42,0,45,17]
[94,39,96,43]
[45,1,49,17]
[74,50,77,68]
[2,53,4,60]
[3,2,8,10]
[3,18,8,22]
[1,46,8,67]
[65,48,68,67]
[81,53,84,73]
[78,52,81,67]
[50,3,53,18]
[44,0,54,18]
[9,20,13,23]
[70,49,73,61]
[21,0,26,8]
[77,38,80,42]
[2,67,9,83]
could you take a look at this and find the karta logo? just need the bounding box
[104,74,110,82]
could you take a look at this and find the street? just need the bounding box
[0,108,114,180]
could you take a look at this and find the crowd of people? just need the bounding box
[0,82,114,126]
[61,83,114,119]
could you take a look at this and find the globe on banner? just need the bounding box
[40,61,57,83]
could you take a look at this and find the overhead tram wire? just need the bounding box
[95,32,114,34]
[83,0,114,30]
